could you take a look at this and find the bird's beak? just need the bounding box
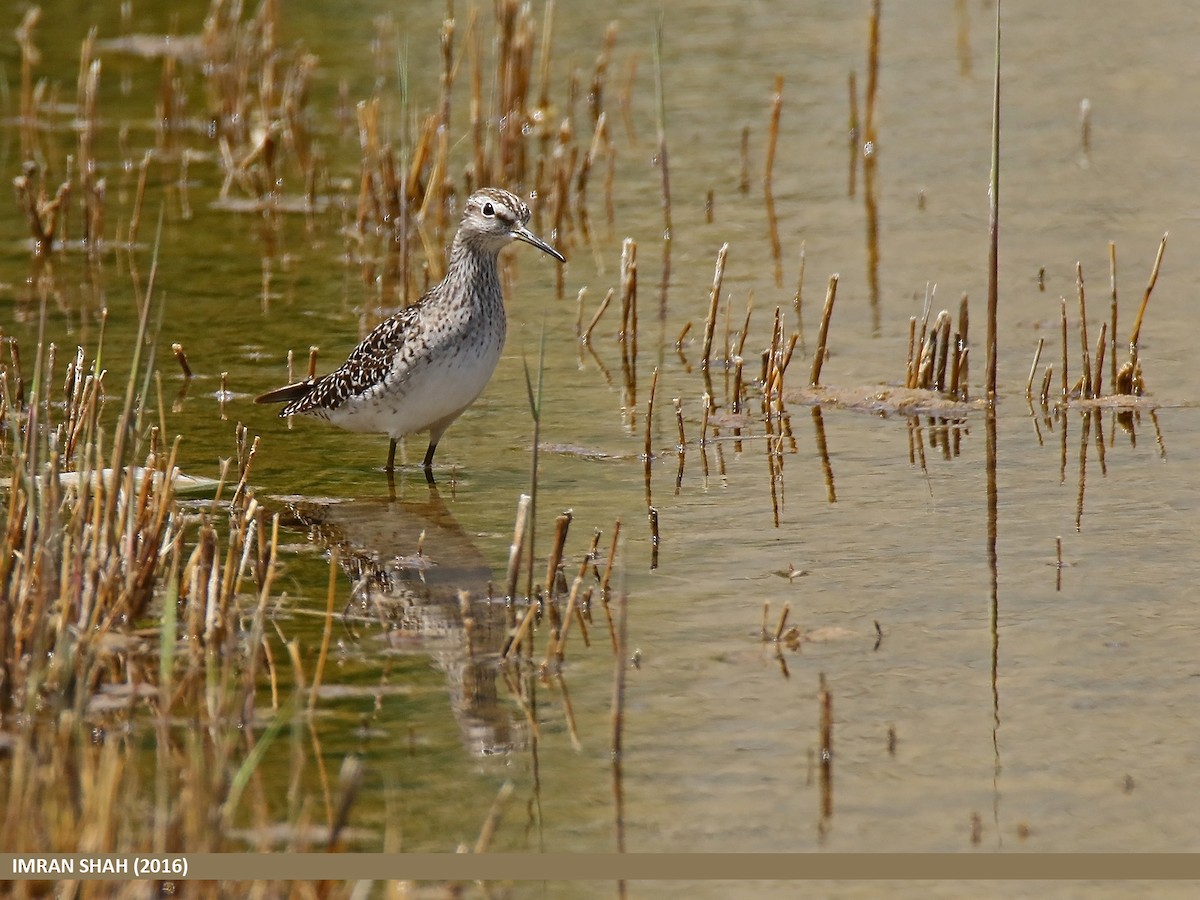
[513,225,566,263]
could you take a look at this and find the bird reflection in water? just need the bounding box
[282,486,521,757]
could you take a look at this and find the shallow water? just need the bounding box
[4,0,1200,893]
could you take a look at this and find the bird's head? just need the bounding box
[459,188,565,262]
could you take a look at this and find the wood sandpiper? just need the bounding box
[255,188,564,479]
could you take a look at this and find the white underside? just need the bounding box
[323,331,503,441]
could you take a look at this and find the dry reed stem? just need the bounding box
[906,317,918,389]
[1077,262,1092,399]
[619,238,638,352]
[809,275,839,386]
[1092,322,1107,399]
[933,311,951,391]
[171,343,193,379]
[793,240,807,345]
[701,243,730,368]
[778,331,799,381]
[644,368,659,459]
[552,544,596,662]
[504,494,532,604]
[734,292,754,360]
[731,356,744,414]
[544,511,573,602]
[574,286,587,339]
[948,332,964,398]
[672,397,686,451]
[598,519,622,653]
[470,777,513,854]
[584,288,614,344]
[1059,297,1068,400]
[1025,337,1045,398]
[984,0,1001,401]
[773,602,791,642]
[648,506,660,570]
[1108,240,1118,393]
[1039,364,1054,405]
[1128,232,1167,352]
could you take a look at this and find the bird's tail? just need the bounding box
[254,380,316,406]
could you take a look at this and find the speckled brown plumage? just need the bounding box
[255,188,564,479]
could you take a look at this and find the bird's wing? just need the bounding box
[280,305,422,416]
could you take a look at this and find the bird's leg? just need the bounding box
[422,440,438,485]
[386,438,398,473]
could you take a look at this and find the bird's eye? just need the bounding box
[482,201,495,217]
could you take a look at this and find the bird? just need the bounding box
[255,187,564,480]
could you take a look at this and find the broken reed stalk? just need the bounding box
[734,292,754,360]
[1025,337,1044,398]
[583,287,614,344]
[985,0,1001,402]
[1092,322,1107,399]
[956,292,970,399]
[1039,364,1054,405]
[809,274,839,386]
[644,367,659,459]
[171,343,193,379]
[619,238,638,353]
[129,150,153,248]
[1059,297,1068,400]
[1106,240,1118,393]
[504,494,532,603]
[552,541,597,663]
[1076,262,1092,399]
[793,241,807,341]
[906,317,918,388]
[948,333,964,398]
[1127,232,1167,353]
[574,286,587,338]
[543,511,573,603]
[762,306,781,401]
[672,397,686,450]
[701,243,730,369]
[597,518,622,653]
[933,311,951,392]
[647,506,660,570]
[773,602,791,642]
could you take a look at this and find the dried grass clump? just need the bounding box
[0,322,362,873]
